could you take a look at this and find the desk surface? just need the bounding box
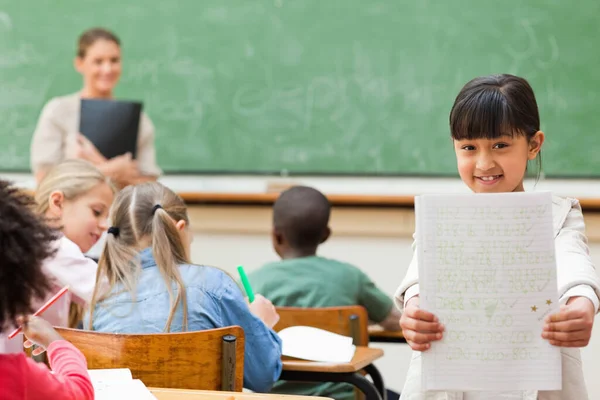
[281,346,384,373]
[150,388,332,400]
[368,326,405,340]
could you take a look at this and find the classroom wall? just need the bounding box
[186,205,600,396]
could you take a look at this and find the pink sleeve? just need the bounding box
[44,238,102,305]
[26,340,94,400]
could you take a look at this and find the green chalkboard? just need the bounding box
[1,0,599,176]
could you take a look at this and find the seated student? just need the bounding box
[0,159,114,354]
[0,180,94,399]
[87,182,282,393]
[248,185,401,400]
[34,159,115,329]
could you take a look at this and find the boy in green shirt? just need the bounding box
[249,186,401,400]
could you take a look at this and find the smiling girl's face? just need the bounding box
[47,182,114,253]
[453,131,544,193]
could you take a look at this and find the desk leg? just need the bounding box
[364,364,386,400]
[280,370,382,400]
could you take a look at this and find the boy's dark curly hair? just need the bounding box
[0,180,59,331]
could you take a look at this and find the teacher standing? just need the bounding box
[30,27,161,187]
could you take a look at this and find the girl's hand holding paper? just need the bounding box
[400,296,445,352]
[542,296,595,348]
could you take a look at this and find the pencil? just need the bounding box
[237,266,255,303]
[8,286,70,339]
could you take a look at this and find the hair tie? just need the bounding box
[107,226,120,237]
[152,204,163,215]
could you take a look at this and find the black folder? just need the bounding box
[79,99,143,159]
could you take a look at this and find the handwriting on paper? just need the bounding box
[417,192,561,392]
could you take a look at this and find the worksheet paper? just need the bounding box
[88,368,157,400]
[278,326,356,362]
[416,192,561,391]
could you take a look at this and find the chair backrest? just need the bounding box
[55,326,245,391]
[273,305,369,346]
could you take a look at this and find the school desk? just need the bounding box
[368,326,406,344]
[279,346,385,400]
[149,388,333,400]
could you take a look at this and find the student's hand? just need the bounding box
[102,152,141,187]
[75,134,107,165]
[542,296,595,347]
[248,294,280,329]
[400,296,444,351]
[17,316,63,356]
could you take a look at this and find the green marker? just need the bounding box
[237,265,255,303]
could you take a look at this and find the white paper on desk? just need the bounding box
[88,368,133,382]
[88,369,156,400]
[416,192,561,391]
[278,326,356,362]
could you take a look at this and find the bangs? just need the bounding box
[450,88,525,141]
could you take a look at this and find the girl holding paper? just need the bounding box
[30,27,161,188]
[396,74,600,399]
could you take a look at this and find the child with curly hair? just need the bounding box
[0,180,94,399]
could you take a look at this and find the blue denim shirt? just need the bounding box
[88,248,282,392]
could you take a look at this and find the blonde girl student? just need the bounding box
[395,74,600,400]
[0,160,114,354]
[0,180,94,399]
[34,159,114,330]
[87,182,283,393]
[30,27,161,187]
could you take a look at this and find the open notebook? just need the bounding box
[277,326,356,363]
[88,369,156,399]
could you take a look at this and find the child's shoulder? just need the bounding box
[265,256,362,276]
[551,195,584,236]
[317,256,362,272]
[51,236,86,260]
[179,263,237,292]
[551,195,580,209]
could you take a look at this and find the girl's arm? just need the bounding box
[216,277,283,393]
[542,199,599,347]
[396,236,445,351]
[20,316,94,399]
[394,234,420,312]
[555,199,600,311]
[26,341,94,400]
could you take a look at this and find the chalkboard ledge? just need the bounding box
[2,173,600,211]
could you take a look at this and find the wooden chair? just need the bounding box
[273,306,388,400]
[55,326,245,391]
[273,305,370,346]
